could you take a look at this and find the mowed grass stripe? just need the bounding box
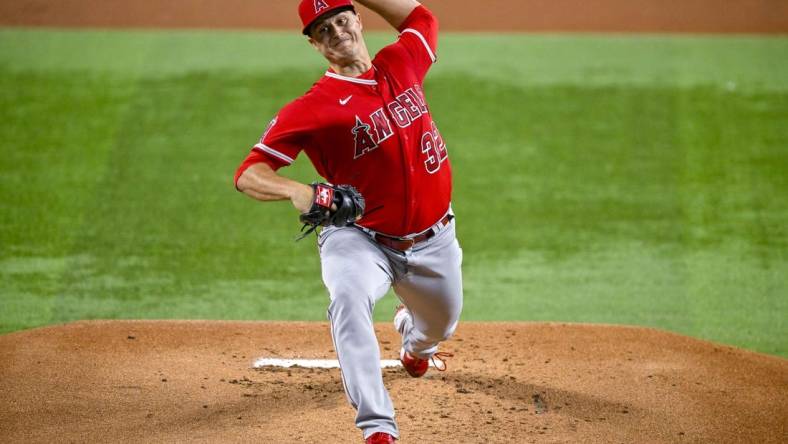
[0,31,786,355]
[1,29,787,90]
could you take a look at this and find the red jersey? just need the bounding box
[235,6,451,237]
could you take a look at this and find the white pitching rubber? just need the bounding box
[253,358,403,369]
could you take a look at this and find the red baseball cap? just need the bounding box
[299,0,355,35]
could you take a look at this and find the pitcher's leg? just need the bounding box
[320,228,399,439]
[393,222,463,358]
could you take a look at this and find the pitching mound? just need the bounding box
[1,321,785,443]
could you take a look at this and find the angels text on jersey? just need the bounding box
[351,84,448,174]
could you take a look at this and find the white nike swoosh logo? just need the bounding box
[339,95,353,105]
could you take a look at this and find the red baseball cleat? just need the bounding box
[366,432,396,443]
[399,348,454,378]
[399,347,429,377]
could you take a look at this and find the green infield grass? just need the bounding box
[0,29,786,356]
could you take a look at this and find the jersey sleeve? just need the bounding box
[234,99,315,187]
[381,5,438,83]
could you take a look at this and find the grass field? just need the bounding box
[0,29,786,357]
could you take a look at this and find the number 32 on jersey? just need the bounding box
[421,121,447,174]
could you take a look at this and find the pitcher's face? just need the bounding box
[309,11,366,64]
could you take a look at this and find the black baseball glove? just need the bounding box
[296,182,365,240]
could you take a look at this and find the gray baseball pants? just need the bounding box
[319,217,463,440]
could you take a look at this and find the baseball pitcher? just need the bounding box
[234,1,463,442]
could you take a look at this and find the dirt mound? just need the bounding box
[1,320,785,443]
